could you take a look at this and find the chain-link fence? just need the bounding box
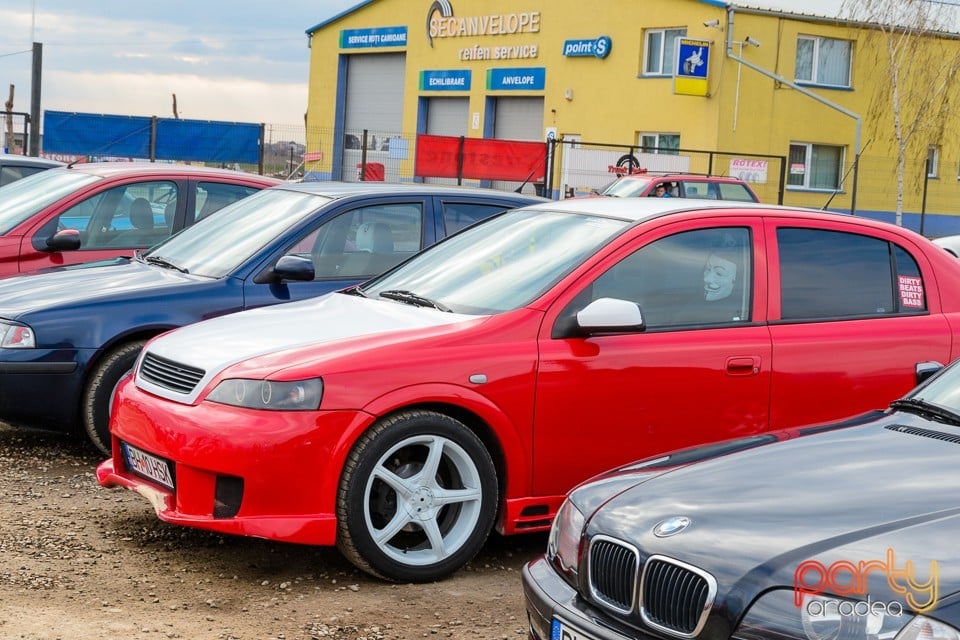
[545,138,785,204]
[0,111,30,155]
[29,114,960,226]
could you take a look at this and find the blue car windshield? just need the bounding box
[0,169,99,234]
[360,209,627,314]
[142,188,328,278]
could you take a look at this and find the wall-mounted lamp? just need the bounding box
[564,88,574,101]
[703,19,722,29]
[744,35,761,47]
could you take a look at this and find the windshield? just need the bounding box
[0,169,99,234]
[360,209,627,314]
[142,188,328,277]
[600,178,650,198]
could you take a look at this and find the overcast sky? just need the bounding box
[0,0,358,126]
[2,0,955,130]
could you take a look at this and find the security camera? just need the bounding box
[703,19,721,28]
[744,35,761,47]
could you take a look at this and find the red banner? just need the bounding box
[415,134,545,182]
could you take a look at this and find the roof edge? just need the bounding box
[306,0,377,35]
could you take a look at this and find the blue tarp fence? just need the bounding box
[43,110,263,164]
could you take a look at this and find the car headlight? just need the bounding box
[547,498,586,584]
[0,321,35,348]
[206,378,323,411]
[736,590,960,640]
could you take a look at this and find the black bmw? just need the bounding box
[523,360,960,640]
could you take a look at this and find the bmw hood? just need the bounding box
[136,291,478,404]
[584,415,960,609]
[0,258,198,319]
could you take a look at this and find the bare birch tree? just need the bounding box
[842,0,960,225]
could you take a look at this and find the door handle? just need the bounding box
[726,356,760,376]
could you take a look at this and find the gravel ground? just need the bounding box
[0,424,546,640]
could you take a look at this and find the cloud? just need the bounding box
[0,1,355,125]
[45,69,308,124]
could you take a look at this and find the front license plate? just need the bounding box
[121,442,175,491]
[552,618,598,640]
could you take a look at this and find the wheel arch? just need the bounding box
[76,327,175,421]
[352,384,532,519]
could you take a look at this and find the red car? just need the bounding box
[98,198,960,582]
[0,162,280,275]
[598,172,760,201]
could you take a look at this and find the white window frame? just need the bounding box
[643,28,686,76]
[795,35,852,88]
[787,142,845,190]
[639,132,680,155]
[927,146,939,178]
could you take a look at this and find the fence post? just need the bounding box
[359,129,369,180]
[149,116,157,162]
[258,123,265,176]
[921,158,930,236]
[777,155,786,205]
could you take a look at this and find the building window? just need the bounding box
[640,133,680,155]
[643,28,686,76]
[795,36,852,87]
[788,143,843,190]
[927,146,939,178]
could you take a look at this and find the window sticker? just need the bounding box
[898,275,924,308]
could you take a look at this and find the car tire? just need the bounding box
[336,410,498,582]
[82,340,146,455]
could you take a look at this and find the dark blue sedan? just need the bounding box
[0,181,545,453]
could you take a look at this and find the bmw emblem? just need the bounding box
[653,516,691,537]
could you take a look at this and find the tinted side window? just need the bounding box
[301,203,424,280]
[717,183,757,202]
[585,227,752,329]
[0,165,48,187]
[441,202,513,235]
[680,181,718,200]
[59,181,179,249]
[778,228,925,320]
[195,182,260,220]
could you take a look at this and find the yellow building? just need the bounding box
[305,0,960,234]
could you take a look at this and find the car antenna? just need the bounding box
[821,138,871,212]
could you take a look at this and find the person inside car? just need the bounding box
[653,183,671,198]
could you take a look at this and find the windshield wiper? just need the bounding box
[378,289,451,312]
[143,255,189,274]
[890,398,960,426]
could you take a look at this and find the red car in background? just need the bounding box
[99,197,960,583]
[0,162,280,275]
[598,172,761,201]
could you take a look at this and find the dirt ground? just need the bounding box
[0,424,546,640]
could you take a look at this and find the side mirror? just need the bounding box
[272,254,315,282]
[916,361,944,385]
[576,297,645,334]
[44,228,82,252]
